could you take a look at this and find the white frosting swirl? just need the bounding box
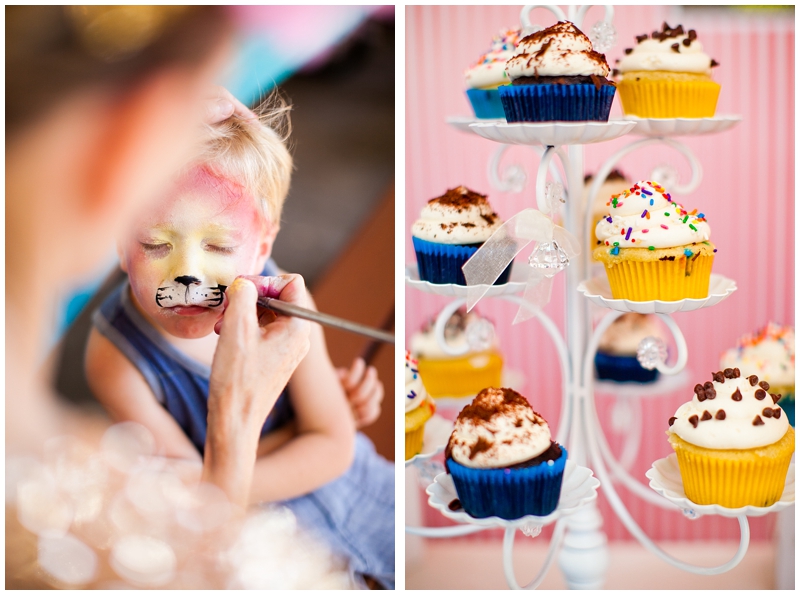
[411,186,502,244]
[405,352,427,413]
[720,324,795,388]
[619,35,713,74]
[594,180,711,249]
[465,29,521,89]
[447,388,552,468]
[505,21,610,79]
[668,373,790,449]
[598,313,664,356]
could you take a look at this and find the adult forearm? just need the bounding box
[248,430,355,504]
[203,414,261,509]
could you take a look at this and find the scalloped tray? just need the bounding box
[577,273,736,314]
[446,115,504,134]
[469,120,636,146]
[593,368,690,398]
[646,454,795,519]
[405,264,527,297]
[405,414,452,468]
[623,115,742,137]
[426,460,599,529]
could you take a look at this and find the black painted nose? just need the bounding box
[175,275,201,286]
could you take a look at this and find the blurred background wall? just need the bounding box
[406,4,793,543]
[53,5,396,460]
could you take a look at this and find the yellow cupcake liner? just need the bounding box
[600,252,714,301]
[405,425,425,461]
[417,352,503,398]
[668,428,795,508]
[617,75,720,118]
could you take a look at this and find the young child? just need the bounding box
[84,100,394,589]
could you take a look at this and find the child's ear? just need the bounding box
[255,222,279,272]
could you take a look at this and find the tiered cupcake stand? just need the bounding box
[405,4,794,589]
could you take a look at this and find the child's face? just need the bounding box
[121,166,275,339]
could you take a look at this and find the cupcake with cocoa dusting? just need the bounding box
[667,368,795,508]
[500,21,616,122]
[445,387,567,519]
[614,22,720,118]
[412,186,511,285]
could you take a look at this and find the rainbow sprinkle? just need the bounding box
[684,249,693,257]
[625,227,632,240]
[610,246,620,255]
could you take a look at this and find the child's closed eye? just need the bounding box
[140,242,171,257]
[204,243,238,255]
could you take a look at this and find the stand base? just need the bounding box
[558,503,609,590]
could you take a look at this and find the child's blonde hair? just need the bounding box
[198,92,293,225]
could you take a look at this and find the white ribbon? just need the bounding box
[463,209,580,324]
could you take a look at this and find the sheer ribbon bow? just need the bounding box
[463,209,580,324]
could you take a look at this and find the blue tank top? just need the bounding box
[90,264,395,588]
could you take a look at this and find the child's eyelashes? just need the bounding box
[204,244,237,255]
[140,242,171,257]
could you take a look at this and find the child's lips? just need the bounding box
[168,305,212,316]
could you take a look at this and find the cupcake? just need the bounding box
[445,388,567,519]
[667,368,795,508]
[500,21,616,122]
[721,323,795,427]
[614,22,720,118]
[411,307,503,398]
[584,169,632,252]
[412,186,512,286]
[595,313,665,383]
[465,28,522,119]
[592,180,716,301]
[405,351,436,461]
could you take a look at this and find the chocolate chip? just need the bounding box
[675,25,685,35]
[753,416,764,426]
[715,410,726,420]
[694,384,705,395]
[731,388,743,401]
[701,410,712,421]
[748,375,759,386]
[636,34,648,43]
[689,415,699,428]
[612,68,620,76]
[774,408,782,419]
[671,43,680,53]
[448,499,463,511]
[703,381,714,390]
[723,368,735,379]
[669,416,677,427]
[688,29,697,40]
[763,407,774,418]
[624,48,633,55]
[733,368,741,378]
[710,59,719,67]
[755,389,766,400]
[682,37,691,47]
[697,391,707,402]
[771,393,781,404]
[705,387,716,399]
[759,381,770,391]
[713,371,725,383]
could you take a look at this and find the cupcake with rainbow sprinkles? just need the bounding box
[592,180,716,301]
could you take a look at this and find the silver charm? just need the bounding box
[637,336,668,370]
[466,318,496,351]
[590,20,617,53]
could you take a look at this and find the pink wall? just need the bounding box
[405,5,794,542]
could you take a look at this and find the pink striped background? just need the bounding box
[405,6,794,542]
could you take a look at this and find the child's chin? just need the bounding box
[163,315,218,339]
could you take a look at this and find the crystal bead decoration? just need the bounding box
[650,164,680,190]
[589,20,617,53]
[521,523,542,538]
[637,336,668,370]
[466,318,496,351]
[544,181,564,217]
[528,240,569,272]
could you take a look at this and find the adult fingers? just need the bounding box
[204,86,257,124]
[214,277,259,342]
[238,274,308,306]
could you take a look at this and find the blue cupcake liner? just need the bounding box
[778,393,794,427]
[595,351,659,384]
[499,83,615,122]
[413,236,512,286]
[447,446,568,520]
[466,88,507,120]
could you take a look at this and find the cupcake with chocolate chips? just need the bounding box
[500,21,616,122]
[412,186,511,286]
[615,22,721,118]
[593,180,716,301]
[667,368,795,508]
[445,387,567,519]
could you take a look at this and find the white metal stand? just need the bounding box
[406,4,791,589]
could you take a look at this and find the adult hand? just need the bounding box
[337,358,384,429]
[204,274,311,507]
[203,85,258,124]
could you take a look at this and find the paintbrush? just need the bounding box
[257,297,395,344]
